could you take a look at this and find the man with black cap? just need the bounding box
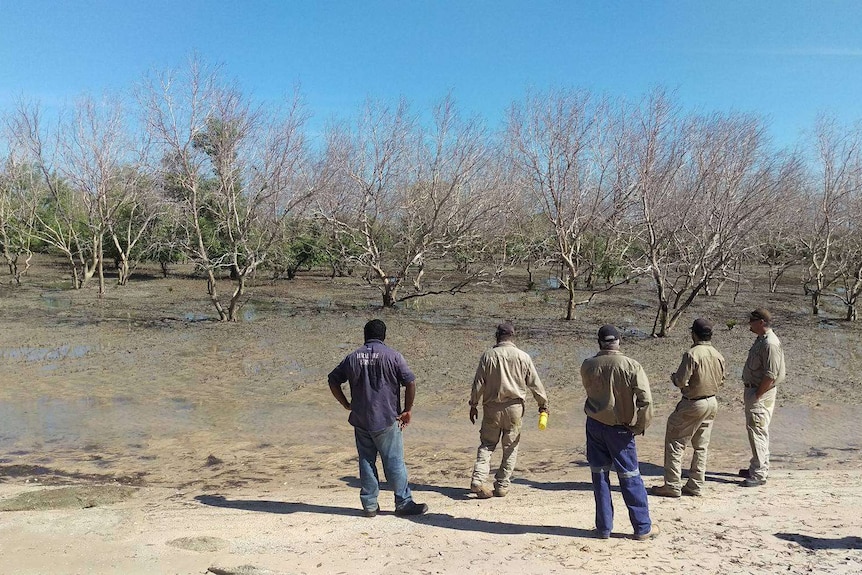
[580,324,658,540]
[329,319,428,517]
[469,322,549,499]
[739,307,785,487]
[651,318,726,498]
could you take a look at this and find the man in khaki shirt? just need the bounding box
[469,322,548,498]
[581,325,658,540]
[739,308,785,487]
[651,319,726,498]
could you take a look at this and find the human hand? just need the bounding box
[397,410,412,429]
[469,406,478,424]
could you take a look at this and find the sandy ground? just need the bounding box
[1,260,862,574]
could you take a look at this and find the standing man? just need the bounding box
[329,319,428,517]
[581,325,658,540]
[651,318,726,498]
[469,322,549,499]
[739,308,785,487]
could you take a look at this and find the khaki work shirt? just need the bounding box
[672,342,726,400]
[742,329,786,388]
[580,350,653,434]
[470,342,549,410]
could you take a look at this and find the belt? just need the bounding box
[686,395,715,401]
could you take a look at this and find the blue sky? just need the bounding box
[2,1,862,148]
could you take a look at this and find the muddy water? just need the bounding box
[2,272,862,488]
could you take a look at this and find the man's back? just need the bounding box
[471,342,547,407]
[328,339,414,432]
[581,350,652,431]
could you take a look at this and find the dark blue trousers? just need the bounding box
[586,417,652,537]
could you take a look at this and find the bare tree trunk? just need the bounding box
[565,275,575,320]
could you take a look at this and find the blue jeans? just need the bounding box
[586,417,652,537]
[354,421,413,512]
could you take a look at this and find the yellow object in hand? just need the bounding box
[538,411,548,430]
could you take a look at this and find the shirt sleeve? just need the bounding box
[631,364,653,433]
[671,351,695,388]
[328,356,349,386]
[525,358,549,410]
[762,344,782,381]
[396,352,416,386]
[469,354,486,407]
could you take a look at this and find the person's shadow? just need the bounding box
[774,533,862,550]
[338,476,471,500]
[196,494,600,538]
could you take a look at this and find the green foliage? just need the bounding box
[265,219,330,279]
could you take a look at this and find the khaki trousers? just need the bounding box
[471,401,524,489]
[663,396,718,492]
[744,386,777,482]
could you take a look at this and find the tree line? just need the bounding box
[2,60,861,331]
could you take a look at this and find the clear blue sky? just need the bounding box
[2,1,862,148]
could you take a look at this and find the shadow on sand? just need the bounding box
[195,494,599,538]
[774,533,862,550]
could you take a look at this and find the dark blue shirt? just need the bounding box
[328,339,416,432]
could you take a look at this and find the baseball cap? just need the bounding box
[597,324,620,343]
[691,318,713,337]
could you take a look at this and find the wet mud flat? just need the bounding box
[1,262,861,493]
[1,263,862,574]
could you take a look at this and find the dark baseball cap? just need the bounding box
[597,324,620,342]
[691,318,713,337]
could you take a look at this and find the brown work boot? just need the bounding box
[650,484,681,498]
[470,483,493,499]
[633,523,660,541]
[493,485,508,498]
[681,484,702,497]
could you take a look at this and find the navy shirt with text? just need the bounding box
[328,339,415,432]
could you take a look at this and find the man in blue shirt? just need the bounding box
[329,319,428,518]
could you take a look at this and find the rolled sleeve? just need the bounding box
[763,344,782,381]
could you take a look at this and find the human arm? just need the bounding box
[671,352,694,389]
[329,381,351,410]
[756,344,781,399]
[328,360,351,410]
[629,365,653,435]
[397,381,416,428]
[525,358,549,413]
[469,356,486,422]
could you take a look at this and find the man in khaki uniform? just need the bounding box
[739,308,785,487]
[469,322,549,498]
[651,319,726,498]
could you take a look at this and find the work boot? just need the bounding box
[493,485,508,498]
[394,501,428,516]
[362,505,379,518]
[633,523,661,541]
[650,484,681,498]
[681,484,702,497]
[741,477,766,487]
[470,483,493,499]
